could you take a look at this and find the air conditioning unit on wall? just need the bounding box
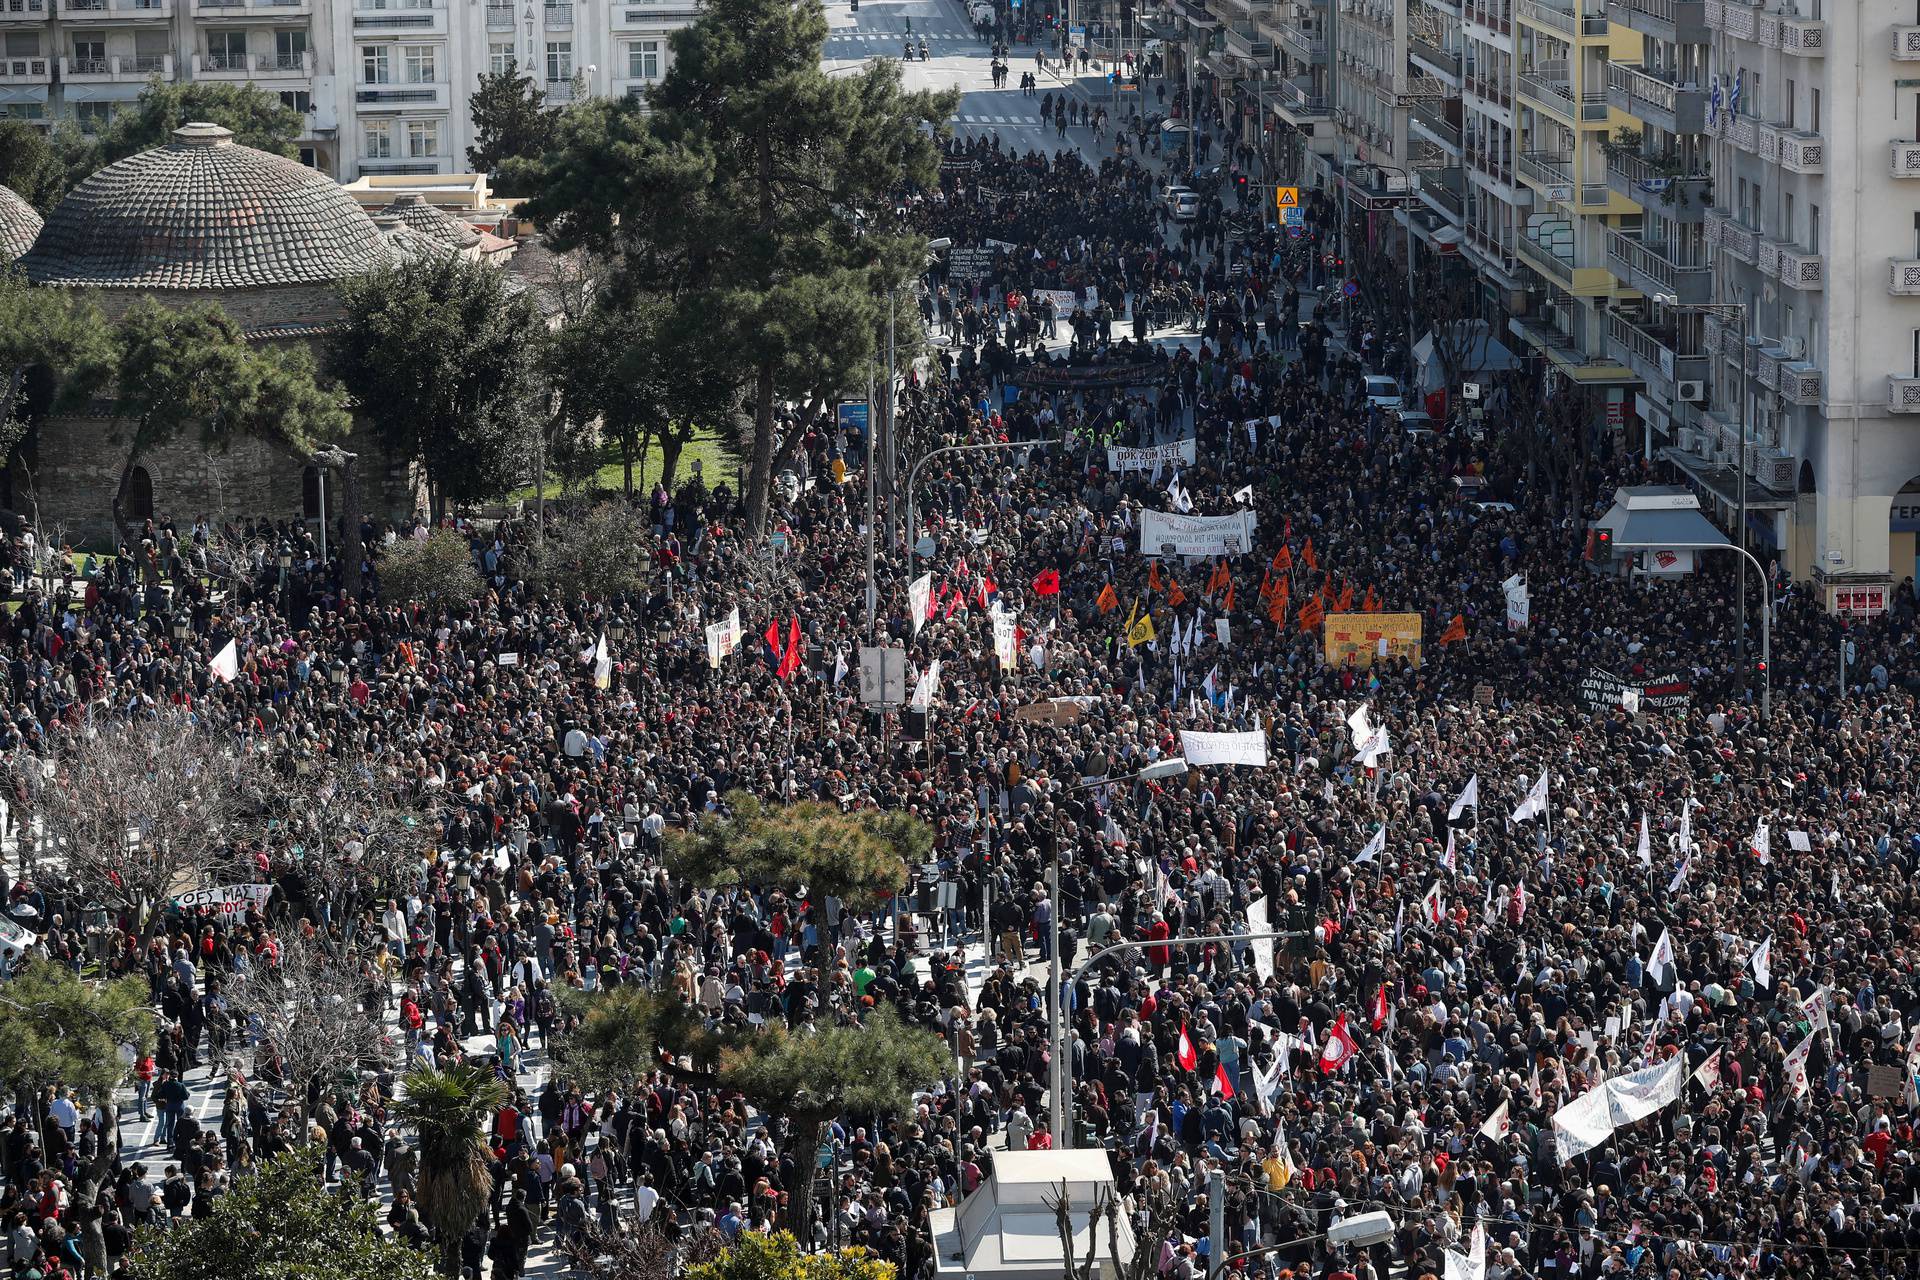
[1676,379,1705,403]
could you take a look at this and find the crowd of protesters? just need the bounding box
[0,107,1916,1280]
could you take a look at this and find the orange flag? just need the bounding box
[1206,560,1230,598]
[1259,569,1277,603]
[1223,583,1235,612]
[1297,596,1325,630]
[1335,582,1354,613]
[1271,544,1293,573]
[1362,585,1381,612]
[1267,582,1290,625]
[1149,560,1164,594]
[1302,537,1318,572]
[1096,584,1119,613]
[1440,613,1468,645]
[1167,580,1187,607]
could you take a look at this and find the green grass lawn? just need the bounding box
[514,429,738,502]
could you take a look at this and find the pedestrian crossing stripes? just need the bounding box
[825,29,973,41]
[954,114,1045,126]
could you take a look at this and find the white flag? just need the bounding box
[832,649,848,686]
[1751,819,1771,865]
[1354,824,1385,865]
[1782,1029,1815,1099]
[1692,1046,1724,1092]
[1423,881,1445,925]
[1800,985,1831,1036]
[1346,702,1373,750]
[910,659,941,711]
[1233,484,1253,504]
[1667,855,1691,895]
[1636,814,1652,872]
[208,639,239,684]
[1440,829,1456,875]
[1647,926,1676,986]
[1444,1221,1487,1280]
[1678,797,1696,853]
[592,633,612,689]
[1750,934,1772,989]
[908,573,934,637]
[1478,1099,1510,1143]
[1448,774,1480,821]
[1511,769,1549,823]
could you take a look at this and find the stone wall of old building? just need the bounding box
[19,417,418,547]
[84,284,352,330]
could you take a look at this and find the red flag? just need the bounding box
[1371,984,1390,1032]
[1318,1013,1358,1074]
[1213,1063,1235,1099]
[763,622,782,670]
[976,576,996,608]
[1301,537,1318,572]
[777,617,802,681]
[1441,613,1468,645]
[1176,1023,1198,1072]
[1032,568,1061,597]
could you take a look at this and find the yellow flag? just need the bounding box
[1127,610,1157,648]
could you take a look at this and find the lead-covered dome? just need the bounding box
[20,122,390,290]
[0,182,41,265]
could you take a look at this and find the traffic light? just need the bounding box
[1584,527,1612,560]
[1235,173,1248,193]
[1754,660,1768,677]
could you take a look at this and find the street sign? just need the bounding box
[1341,279,1360,298]
[1462,381,1483,401]
[837,401,870,435]
[1274,186,1299,210]
[858,645,907,707]
[1281,205,1305,226]
[1287,224,1306,239]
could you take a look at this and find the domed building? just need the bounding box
[12,123,418,538]
[0,183,40,267]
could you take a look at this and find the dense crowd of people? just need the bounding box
[0,90,1917,1280]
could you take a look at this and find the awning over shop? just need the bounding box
[1593,486,1733,547]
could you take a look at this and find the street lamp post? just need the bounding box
[1616,537,1771,720]
[1046,754,1190,1149]
[903,437,1059,554]
[1654,294,1753,687]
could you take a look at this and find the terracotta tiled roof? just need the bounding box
[20,122,391,290]
[0,183,42,265]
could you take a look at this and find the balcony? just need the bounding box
[1777,130,1822,174]
[1778,244,1822,291]
[350,0,444,32]
[544,1,571,26]
[1411,98,1462,150]
[1778,365,1819,407]
[1773,13,1823,55]
[1515,0,1609,36]
[1277,23,1326,62]
[611,0,702,26]
[193,50,310,78]
[1515,229,1576,288]
[1703,207,1757,263]
[1273,78,1329,123]
[544,78,574,101]
[353,78,450,110]
[1509,312,1634,380]
[61,51,171,80]
[1706,0,1756,41]
[484,2,510,24]
[1518,149,1573,199]
[59,0,172,17]
[1605,150,1710,221]
[0,54,48,81]
[1891,259,1920,296]
[1606,0,1707,42]
[1605,61,1707,134]
[1892,140,1920,179]
[1606,310,1708,386]
[1606,226,1710,301]
[1726,113,1756,153]
[1465,72,1511,109]
[1516,71,1574,116]
[1897,25,1920,60]
[1891,378,1920,414]
[1409,34,1460,79]
[0,0,47,18]
[1464,0,1511,32]
[1415,165,1466,220]
[191,0,296,16]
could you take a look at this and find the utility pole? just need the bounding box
[883,291,899,552]
[865,373,877,636]
[1207,1167,1226,1280]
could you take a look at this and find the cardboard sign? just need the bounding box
[1868,1064,1905,1098]
[1013,701,1083,725]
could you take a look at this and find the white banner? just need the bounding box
[705,606,743,668]
[1178,729,1269,768]
[1139,509,1257,557]
[1107,438,1197,473]
[1551,1053,1688,1162]
[1247,896,1274,980]
[1504,575,1530,631]
[909,573,933,637]
[992,607,1019,670]
[1034,287,1097,315]
[174,884,273,914]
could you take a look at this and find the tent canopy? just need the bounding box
[1411,321,1520,393]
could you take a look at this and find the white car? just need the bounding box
[968,0,995,24]
[1363,375,1404,411]
[1161,185,1200,220]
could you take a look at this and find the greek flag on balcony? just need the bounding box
[1708,75,1722,129]
[1729,69,1742,120]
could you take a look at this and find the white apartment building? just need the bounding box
[0,0,698,180]
[1659,0,1919,614]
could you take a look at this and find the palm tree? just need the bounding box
[392,1062,507,1278]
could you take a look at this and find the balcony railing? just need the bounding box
[1409,35,1460,77]
[1607,311,1704,382]
[1518,149,1572,191]
[544,1,571,24]
[1411,99,1461,148]
[0,0,48,17]
[1892,140,1920,179]
[1606,227,1710,299]
[258,51,307,71]
[1465,72,1510,106]
[1415,166,1465,219]
[1891,259,1920,296]
[0,55,48,79]
[484,2,510,24]
[544,77,574,101]
[1516,71,1574,116]
[201,50,245,70]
